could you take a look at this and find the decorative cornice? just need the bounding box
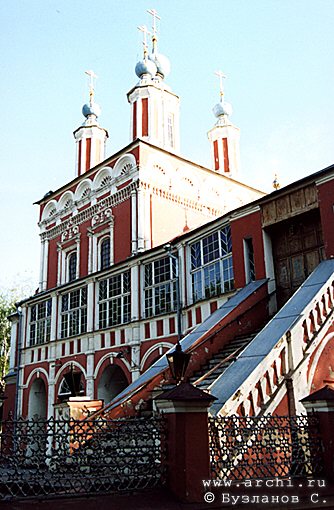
[139,181,223,217]
[41,181,138,241]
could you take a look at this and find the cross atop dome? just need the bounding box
[147,8,161,47]
[215,70,226,98]
[85,70,98,104]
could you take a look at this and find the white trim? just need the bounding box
[23,367,49,390]
[140,342,173,370]
[54,361,87,386]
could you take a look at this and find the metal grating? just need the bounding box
[0,415,166,500]
[209,414,323,480]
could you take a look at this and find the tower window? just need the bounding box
[167,113,174,148]
[68,252,77,282]
[100,237,111,270]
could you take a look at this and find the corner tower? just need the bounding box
[73,71,109,177]
[127,10,180,153]
[207,71,240,178]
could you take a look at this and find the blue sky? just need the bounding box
[1,0,334,293]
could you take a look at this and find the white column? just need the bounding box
[87,231,93,274]
[86,336,95,399]
[137,187,145,251]
[110,218,115,265]
[57,244,62,285]
[39,239,45,290]
[87,281,95,332]
[92,235,98,273]
[76,239,80,279]
[42,240,49,290]
[130,264,139,321]
[8,315,19,372]
[47,354,56,418]
[50,294,57,341]
[131,189,138,254]
[130,344,141,382]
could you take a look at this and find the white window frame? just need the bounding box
[189,225,234,304]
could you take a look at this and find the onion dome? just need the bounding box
[135,57,157,79]
[213,100,233,118]
[82,100,101,119]
[148,51,170,79]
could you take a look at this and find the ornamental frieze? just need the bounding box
[40,181,138,241]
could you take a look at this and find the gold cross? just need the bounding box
[147,8,161,38]
[215,70,226,97]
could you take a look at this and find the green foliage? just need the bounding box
[0,293,17,393]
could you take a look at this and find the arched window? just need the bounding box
[100,237,110,270]
[68,252,77,282]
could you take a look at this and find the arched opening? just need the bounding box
[58,367,85,402]
[97,364,128,405]
[28,378,47,419]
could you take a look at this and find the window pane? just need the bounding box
[192,271,202,302]
[223,256,234,292]
[221,225,232,255]
[154,257,171,284]
[99,279,108,300]
[203,233,219,264]
[204,261,221,298]
[191,242,201,269]
[100,237,110,270]
[68,252,77,282]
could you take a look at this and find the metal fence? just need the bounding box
[0,415,166,500]
[209,414,323,480]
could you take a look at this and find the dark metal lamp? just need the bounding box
[167,342,191,384]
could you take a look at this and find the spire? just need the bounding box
[73,71,108,177]
[207,70,239,177]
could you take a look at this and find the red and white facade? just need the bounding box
[4,22,334,422]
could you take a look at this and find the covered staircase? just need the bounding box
[189,332,258,390]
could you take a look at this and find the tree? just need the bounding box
[0,293,17,393]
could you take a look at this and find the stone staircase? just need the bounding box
[189,332,258,390]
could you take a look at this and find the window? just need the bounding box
[190,225,234,302]
[144,256,176,318]
[29,299,52,346]
[244,238,255,283]
[100,237,111,270]
[98,270,131,329]
[167,113,174,148]
[60,286,87,338]
[68,252,77,282]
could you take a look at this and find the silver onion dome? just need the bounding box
[213,100,233,118]
[148,51,170,79]
[82,101,101,119]
[135,57,157,79]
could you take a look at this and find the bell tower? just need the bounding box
[73,71,109,177]
[207,71,240,178]
[127,10,180,153]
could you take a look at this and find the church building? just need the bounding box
[4,12,334,422]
